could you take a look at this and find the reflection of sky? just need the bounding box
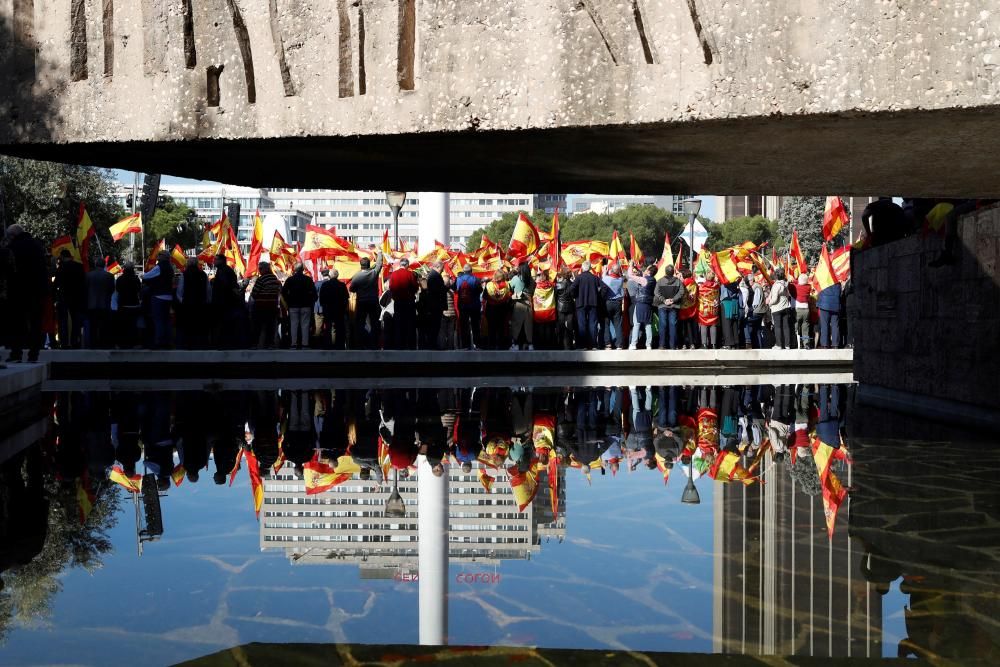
[1,463,725,665]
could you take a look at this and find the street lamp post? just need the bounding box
[385,191,407,250]
[683,198,703,268]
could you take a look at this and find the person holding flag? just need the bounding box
[626,263,657,350]
[653,264,684,350]
[815,245,843,349]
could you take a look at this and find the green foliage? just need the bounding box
[144,195,201,255]
[465,205,686,261]
[777,196,847,264]
[0,157,124,258]
[0,478,119,643]
[704,216,782,253]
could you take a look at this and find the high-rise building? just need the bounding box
[722,196,784,221]
[566,194,691,216]
[260,467,566,577]
[534,194,568,214]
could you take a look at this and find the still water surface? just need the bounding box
[0,384,996,664]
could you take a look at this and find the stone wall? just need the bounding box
[4,1,1000,193]
[854,205,1000,412]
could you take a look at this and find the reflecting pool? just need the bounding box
[0,385,997,665]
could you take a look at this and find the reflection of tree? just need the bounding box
[784,448,821,496]
[0,481,119,643]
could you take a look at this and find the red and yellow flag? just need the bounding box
[830,245,851,282]
[171,465,186,487]
[302,224,355,261]
[244,209,265,277]
[108,465,142,493]
[107,260,122,276]
[547,456,560,516]
[549,211,561,272]
[813,439,849,539]
[51,234,80,261]
[532,283,556,323]
[789,229,807,278]
[76,204,96,269]
[822,196,849,241]
[229,448,244,487]
[109,213,142,242]
[145,239,166,271]
[654,454,671,486]
[170,245,187,271]
[508,212,541,259]
[75,473,96,525]
[507,465,539,512]
[812,243,838,293]
[709,248,742,284]
[269,231,298,274]
[629,232,644,266]
[609,230,626,262]
[244,448,264,518]
[303,459,350,495]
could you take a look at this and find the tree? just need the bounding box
[143,195,201,256]
[777,196,847,264]
[0,157,124,257]
[703,216,782,253]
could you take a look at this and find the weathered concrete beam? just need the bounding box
[3,1,1000,195]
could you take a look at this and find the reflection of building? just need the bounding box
[260,467,566,577]
[713,453,881,657]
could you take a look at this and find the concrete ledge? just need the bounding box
[0,417,47,466]
[0,362,48,404]
[39,349,853,381]
[857,383,1000,430]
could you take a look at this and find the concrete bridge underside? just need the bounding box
[3,1,1000,195]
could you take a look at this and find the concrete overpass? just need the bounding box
[2,1,1000,195]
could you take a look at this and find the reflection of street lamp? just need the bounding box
[385,191,407,250]
[683,199,702,268]
[385,468,406,518]
[681,458,701,505]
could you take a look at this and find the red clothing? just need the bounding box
[788,282,811,303]
[388,268,419,302]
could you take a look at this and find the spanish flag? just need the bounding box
[654,454,671,485]
[107,260,122,276]
[830,246,851,282]
[629,232,644,266]
[145,239,166,271]
[789,229,807,278]
[531,283,556,323]
[709,248,742,284]
[108,464,142,493]
[813,439,849,539]
[302,224,355,261]
[229,448,244,486]
[75,474,96,525]
[812,244,838,293]
[76,204,96,269]
[51,234,80,261]
[822,196,849,242]
[477,468,494,493]
[609,230,626,262]
[654,233,675,279]
[109,213,142,242]
[922,202,954,237]
[304,459,350,495]
[244,448,264,518]
[244,210,265,277]
[549,211,561,272]
[171,464,186,487]
[547,456,560,516]
[170,245,187,271]
[223,224,247,276]
[508,212,540,259]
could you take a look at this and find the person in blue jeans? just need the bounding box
[817,281,843,348]
[654,265,685,349]
[626,264,657,349]
[572,261,602,349]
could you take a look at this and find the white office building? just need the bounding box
[566,194,691,216]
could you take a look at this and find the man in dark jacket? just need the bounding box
[211,253,241,349]
[388,258,419,350]
[250,261,281,349]
[281,263,318,349]
[349,251,383,349]
[115,262,142,348]
[654,265,685,350]
[177,257,210,349]
[319,269,350,349]
[143,251,175,349]
[572,261,601,350]
[53,249,86,349]
[418,261,447,350]
[4,225,48,362]
[84,257,116,348]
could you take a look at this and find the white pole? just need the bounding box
[419,192,450,253]
[418,456,449,645]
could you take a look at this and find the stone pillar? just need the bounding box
[418,456,448,645]
[419,192,449,253]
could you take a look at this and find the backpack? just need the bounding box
[752,284,769,316]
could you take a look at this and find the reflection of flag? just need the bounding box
[813,438,849,538]
[532,414,556,452]
[822,196,849,241]
[477,468,494,493]
[110,213,142,241]
[547,456,560,516]
[508,212,540,259]
[378,437,392,482]
[171,465,186,487]
[708,451,754,485]
[76,474,95,524]
[654,454,671,485]
[229,448,244,486]
[507,465,539,512]
[244,449,264,518]
[108,465,142,493]
[304,459,350,495]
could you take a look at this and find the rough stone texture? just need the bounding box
[4,1,1000,194]
[854,205,1000,412]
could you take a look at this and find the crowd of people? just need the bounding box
[0,223,851,360]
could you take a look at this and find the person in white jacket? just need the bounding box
[767,268,793,349]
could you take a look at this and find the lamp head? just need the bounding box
[683,198,703,218]
[385,191,407,210]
